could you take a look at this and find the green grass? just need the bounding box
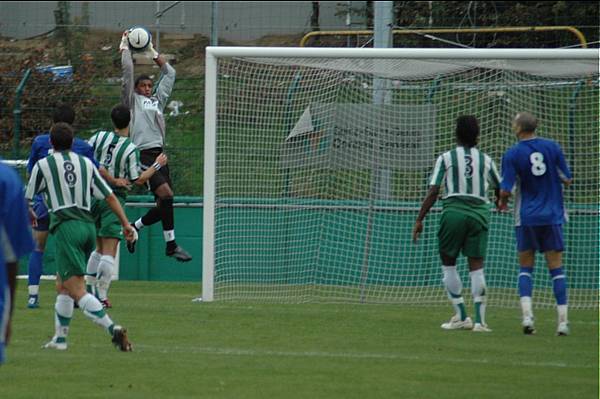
[3,281,598,398]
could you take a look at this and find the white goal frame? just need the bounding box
[202,46,599,302]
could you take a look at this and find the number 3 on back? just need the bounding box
[530,152,547,176]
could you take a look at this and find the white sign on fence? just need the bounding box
[282,103,436,170]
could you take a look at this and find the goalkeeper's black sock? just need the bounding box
[166,240,177,253]
[140,207,162,227]
[159,197,177,253]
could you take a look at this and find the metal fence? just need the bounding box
[1,1,598,197]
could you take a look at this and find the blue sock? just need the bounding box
[27,250,44,286]
[550,267,568,305]
[518,266,533,297]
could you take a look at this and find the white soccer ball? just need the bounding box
[127,26,152,51]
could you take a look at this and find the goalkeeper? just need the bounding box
[119,30,191,262]
[412,115,501,332]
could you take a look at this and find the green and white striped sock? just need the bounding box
[54,294,74,343]
[78,293,115,334]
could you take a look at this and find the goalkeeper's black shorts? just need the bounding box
[140,147,173,193]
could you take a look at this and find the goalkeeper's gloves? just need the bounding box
[119,30,130,52]
[142,41,160,60]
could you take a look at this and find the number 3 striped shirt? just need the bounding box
[25,151,113,229]
[429,146,501,203]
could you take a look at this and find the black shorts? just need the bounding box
[140,148,172,193]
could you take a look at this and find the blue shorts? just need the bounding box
[32,196,49,232]
[515,225,564,253]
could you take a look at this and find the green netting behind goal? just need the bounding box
[207,49,598,308]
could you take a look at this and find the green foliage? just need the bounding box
[0,62,98,158]
[333,1,599,48]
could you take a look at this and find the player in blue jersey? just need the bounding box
[499,112,573,336]
[26,104,128,309]
[0,158,35,364]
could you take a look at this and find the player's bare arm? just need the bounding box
[498,189,511,210]
[134,153,168,186]
[412,185,440,243]
[495,188,507,211]
[98,166,130,189]
[105,193,135,241]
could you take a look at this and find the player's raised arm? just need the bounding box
[120,31,135,109]
[149,46,176,110]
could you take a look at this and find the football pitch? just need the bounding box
[3,281,598,399]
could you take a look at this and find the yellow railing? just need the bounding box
[300,26,588,48]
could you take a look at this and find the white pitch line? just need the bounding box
[128,344,595,370]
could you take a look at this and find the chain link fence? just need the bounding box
[1,1,598,196]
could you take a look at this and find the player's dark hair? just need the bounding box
[455,115,479,148]
[135,74,153,88]
[53,104,75,125]
[50,122,74,151]
[111,104,131,129]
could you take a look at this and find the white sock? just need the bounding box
[442,265,466,319]
[470,269,487,325]
[134,218,145,231]
[54,294,74,340]
[442,265,462,296]
[86,251,101,275]
[86,251,102,297]
[557,304,568,324]
[520,296,534,320]
[78,293,114,333]
[97,255,114,301]
[163,230,175,242]
[28,285,40,296]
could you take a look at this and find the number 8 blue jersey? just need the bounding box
[500,137,572,227]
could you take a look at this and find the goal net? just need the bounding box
[203,47,599,308]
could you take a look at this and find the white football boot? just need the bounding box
[472,323,492,332]
[556,322,570,336]
[42,337,67,351]
[441,315,473,330]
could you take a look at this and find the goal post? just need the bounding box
[203,47,599,307]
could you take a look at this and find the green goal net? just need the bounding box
[203,48,598,308]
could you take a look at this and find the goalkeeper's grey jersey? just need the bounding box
[121,49,176,151]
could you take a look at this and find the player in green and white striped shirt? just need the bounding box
[413,115,501,333]
[85,104,167,308]
[25,122,135,351]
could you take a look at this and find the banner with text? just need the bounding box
[282,103,437,170]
